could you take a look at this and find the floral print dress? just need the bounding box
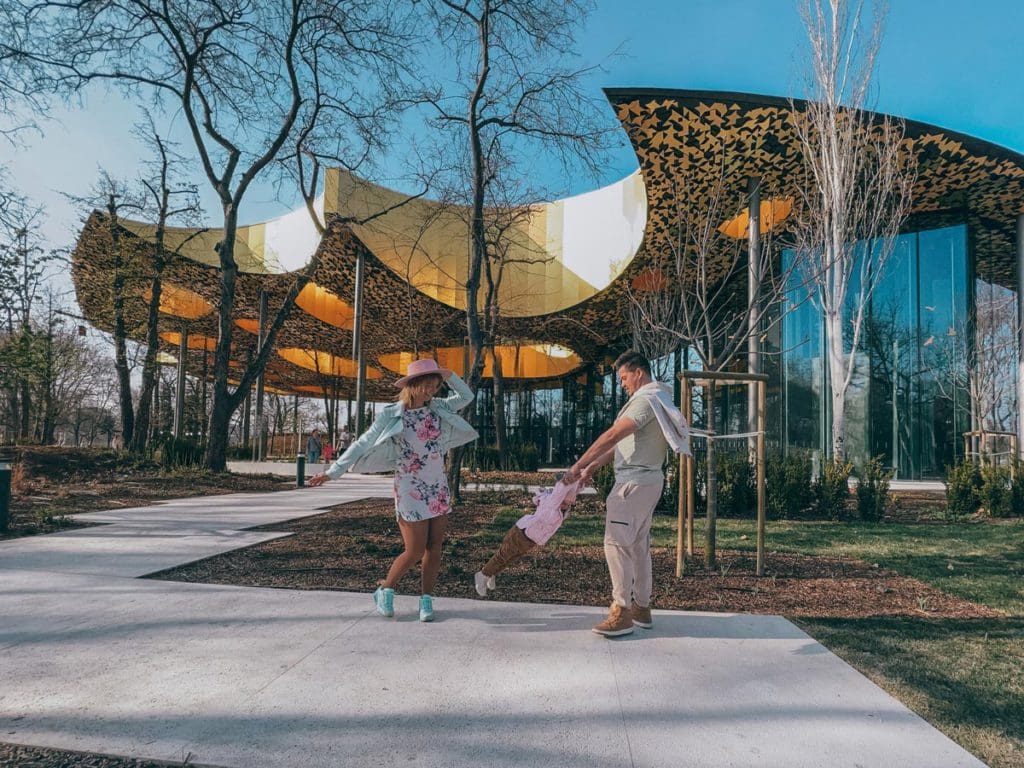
[393,406,451,522]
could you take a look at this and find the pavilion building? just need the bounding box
[73,89,1024,477]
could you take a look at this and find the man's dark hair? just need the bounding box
[613,350,652,377]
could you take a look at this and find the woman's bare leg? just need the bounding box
[420,514,449,594]
[382,518,428,589]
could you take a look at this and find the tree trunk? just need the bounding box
[203,206,241,472]
[704,381,717,569]
[18,378,31,440]
[108,199,135,447]
[492,350,508,468]
[825,308,846,461]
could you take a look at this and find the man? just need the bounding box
[564,350,688,637]
[306,429,322,465]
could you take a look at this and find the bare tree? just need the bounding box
[16,0,417,469]
[130,118,205,453]
[67,172,145,447]
[0,192,61,441]
[422,0,619,494]
[789,0,915,462]
[627,153,796,567]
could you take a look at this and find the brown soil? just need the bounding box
[150,492,999,620]
[460,469,558,486]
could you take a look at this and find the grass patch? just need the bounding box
[797,616,1024,768]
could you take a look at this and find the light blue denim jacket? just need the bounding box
[323,373,477,477]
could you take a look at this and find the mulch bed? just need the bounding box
[150,492,999,620]
[461,469,558,486]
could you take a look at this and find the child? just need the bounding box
[474,479,580,597]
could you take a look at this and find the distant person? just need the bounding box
[564,351,690,637]
[308,359,477,622]
[306,430,322,465]
[321,442,334,462]
[338,427,352,451]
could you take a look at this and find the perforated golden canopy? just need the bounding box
[277,347,383,380]
[144,284,214,320]
[379,344,581,380]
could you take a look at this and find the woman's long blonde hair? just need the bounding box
[398,373,443,409]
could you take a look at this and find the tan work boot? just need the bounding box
[631,603,653,629]
[592,603,634,637]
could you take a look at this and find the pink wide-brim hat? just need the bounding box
[394,357,453,388]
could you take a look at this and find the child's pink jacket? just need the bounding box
[515,480,579,546]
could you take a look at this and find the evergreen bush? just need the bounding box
[979,464,1012,518]
[855,455,892,522]
[158,436,204,469]
[945,461,981,519]
[813,460,853,520]
[766,451,814,519]
[592,463,616,502]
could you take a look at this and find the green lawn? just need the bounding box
[488,508,1024,767]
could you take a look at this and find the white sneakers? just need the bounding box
[474,571,497,597]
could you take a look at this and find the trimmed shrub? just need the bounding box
[592,463,616,502]
[813,460,853,520]
[979,464,1012,518]
[688,451,756,518]
[157,437,204,469]
[1011,462,1024,517]
[715,451,756,518]
[472,444,501,471]
[515,442,540,472]
[657,458,681,513]
[855,455,892,522]
[945,461,981,519]
[766,451,814,519]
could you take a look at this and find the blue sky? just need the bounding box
[4,0,1024,267]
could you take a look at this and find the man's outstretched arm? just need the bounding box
[564,418,637,484]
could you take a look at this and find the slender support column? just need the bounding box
[294,395,300,456]
[352,247,367,435]
[242,387,251,454]
[255,290,267,461]
[756,380,767,577]
[173,324,188,439]
[1017,215,1024,458]
[747,177,762,457]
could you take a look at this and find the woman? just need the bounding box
[308,358,477,622]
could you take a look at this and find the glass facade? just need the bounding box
[780,224,970,478]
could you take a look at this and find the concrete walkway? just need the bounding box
[0,477,984,767]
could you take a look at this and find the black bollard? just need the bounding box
[296,453,306,487]
[0,454,11,533]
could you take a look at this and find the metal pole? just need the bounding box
[294,394,300,456]
[756,380,767,577]
[255,290,267,461]
[352,247,367,435]
[676,375,688,577]
[684,379,694,558]
[0,454,12,532]
[296,452,305,487]
[747,177,761,459]
[1017,214,1024,459]
[173,324,188,439]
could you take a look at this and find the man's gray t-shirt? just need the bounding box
[614,394,668,484]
